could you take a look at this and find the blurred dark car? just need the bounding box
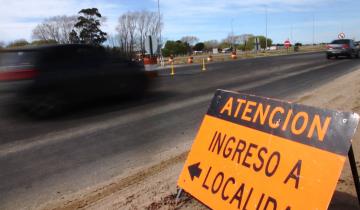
[326,39,360,59]
[0,44,150,117]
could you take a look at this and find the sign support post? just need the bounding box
[348,146,360,205]
[175,188,184,204]
[149,35,153,56]
[284,39,291,53]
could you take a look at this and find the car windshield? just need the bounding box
[331,40,350,44]
[0,51,37,67]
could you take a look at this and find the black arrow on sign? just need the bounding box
[188,162,202,181]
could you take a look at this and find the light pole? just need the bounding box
[265,5,268,50]
[312,14,315,45]
[231,18,234,50]
[341,21,344,34]
[157,0,164,65]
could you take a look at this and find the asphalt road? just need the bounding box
[1,52,360,209]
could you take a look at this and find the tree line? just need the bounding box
[1,8,162,57]
[1,8,107,49]
[114,11,161,55]
[0,7,279,57]
[161,35,274,57]
[32,8,107,46]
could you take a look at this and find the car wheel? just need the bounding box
[24,94,66,118]
[326,55,331,59]
[356,52,360,58]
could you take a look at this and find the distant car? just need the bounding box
[0,44,150,117]
[222,48,233,53]
[326,39,360,59]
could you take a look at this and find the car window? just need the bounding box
[38,48,76,66]
[75,47,105,65]
[0,51,38,69]
[331,40,350,44]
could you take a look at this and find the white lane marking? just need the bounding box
[0,60,348,157]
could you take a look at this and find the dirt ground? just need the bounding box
[42,68,360,210]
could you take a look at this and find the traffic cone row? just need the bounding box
[144,53,235,77]
[169,55,174,64]
[202,59,207,71]
[143,56,159,78]
[231,51,237,59]
[188,56,193,64]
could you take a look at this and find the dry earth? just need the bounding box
[42,68,360,210]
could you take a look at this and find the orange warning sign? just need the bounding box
[178,89,359,210]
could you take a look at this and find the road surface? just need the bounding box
[1,52,360,209]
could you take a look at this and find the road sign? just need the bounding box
[213,48,219,54]
[338,32,346,39]
[178,90,359,210]
[254,37,260,51]
[145,35,158,55]
[284,40,291,48]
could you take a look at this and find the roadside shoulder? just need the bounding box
[44,68,360,210]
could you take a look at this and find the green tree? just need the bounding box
[218,42,231,51]
[180,36,199,46]
[239,37,254,51]
[70,8,107,45]
[182,41,192,55]
[162,41,176,57]
[193,42,205,51]
[162,40,189,57]
[256,36,273,49]
[31,39,58,46]
[241,36,272,51]
[203,40,219,51]
[7,39,30,48]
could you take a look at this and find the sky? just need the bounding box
[0,0,360,45]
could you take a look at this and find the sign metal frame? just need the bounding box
[177,89,360,209]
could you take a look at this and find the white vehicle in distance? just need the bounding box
[222,47,233,53]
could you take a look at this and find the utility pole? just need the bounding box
[265,5,268,50]
[231,18,234,50]
[341,21,344,33]
[157,0,164,65]
[312,14,315,46]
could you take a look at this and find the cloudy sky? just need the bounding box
[0,0,359,44]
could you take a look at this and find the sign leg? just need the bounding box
[175,188,183,204]
[348,146,360,206]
